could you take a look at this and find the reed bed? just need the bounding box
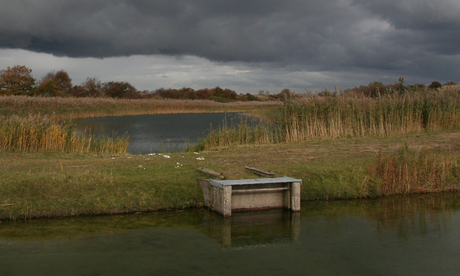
[199,85,460,149]
[195,120,280,150]
[272,86,460,142]
[0,115,128,154]
[0,96,279,120]
[369,145,460,195]
[274,85,460,142]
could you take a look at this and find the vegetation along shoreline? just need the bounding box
[1,77,460,221]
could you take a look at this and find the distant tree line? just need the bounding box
[1,65,456,101]
[0,65,264,102]
[338,77,456,98]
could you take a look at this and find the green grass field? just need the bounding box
[1,130,459,221]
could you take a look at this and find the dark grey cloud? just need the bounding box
[1,0,459,86]
[352,0,460,54]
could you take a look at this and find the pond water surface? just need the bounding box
[1,193,459,275]
[74,113,254,154]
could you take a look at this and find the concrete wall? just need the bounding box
[232,190,285,210]
[200,178,302,217]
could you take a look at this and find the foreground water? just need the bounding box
[74,113,255,154]
[1,193,459,275]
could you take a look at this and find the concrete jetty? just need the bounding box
[200,176,302,217]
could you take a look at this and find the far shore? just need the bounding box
[0,95,280,121]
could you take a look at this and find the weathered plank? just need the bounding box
[197,167,226,179]
[231,187,290,194]
[244,166,276,177]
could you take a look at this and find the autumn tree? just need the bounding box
[39,70,73,96]
[222,88,237,100]
[154,87,181,99]
[71,77,103,97]
[181,87,197,99]
[195,88,214,99]
[0,65,36,95]
[34,79,61,97]
[429,81,442,90]
[103,81,140,98]
[349,82,386,98]
[152,87,197,99]
[273,88,294,100]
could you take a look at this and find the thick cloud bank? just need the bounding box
[1,0,459,89]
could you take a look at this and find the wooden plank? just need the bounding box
[232,187,290,194]
[197,167,225,179]
[245,166,276,177]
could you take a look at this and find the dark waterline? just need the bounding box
[1,193,460,275]
[74,113,254,154]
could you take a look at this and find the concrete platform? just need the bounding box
[200,176,302,217]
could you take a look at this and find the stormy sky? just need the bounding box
[1,0,459,93]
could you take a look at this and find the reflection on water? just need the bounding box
[1,193,460,275]
[74,113,256,154]
[199,209,300,248]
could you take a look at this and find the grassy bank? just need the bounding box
[0,95,280,120]
[1,131,459,220]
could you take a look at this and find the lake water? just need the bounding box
[1,193,459,275]
[74,113,254,154]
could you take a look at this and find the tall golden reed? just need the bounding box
[0,114,128,154]
[198,85,460,149]
[274,85,460,142]
[369,145,460,194]
[195,119,280,150]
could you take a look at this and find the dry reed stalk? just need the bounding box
[186,86,460,149]
[0,114,128,154]
[270,86,460,142]
[195,119,278,150]
[369,146,459,195]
